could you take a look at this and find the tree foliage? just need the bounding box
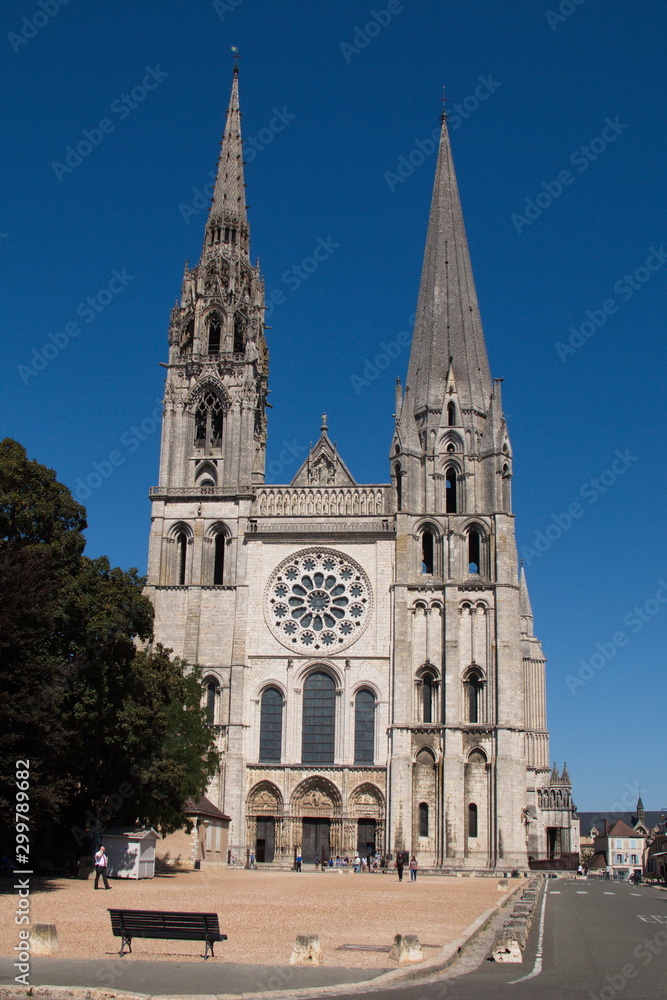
[0,440,218,859]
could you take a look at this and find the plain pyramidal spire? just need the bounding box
[405,107,492,417]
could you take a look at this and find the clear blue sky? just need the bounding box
[2,0,665,813]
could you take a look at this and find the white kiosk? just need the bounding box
[103,827,158,879]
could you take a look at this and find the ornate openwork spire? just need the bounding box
[203,65,249,257]
[405,110,492,417]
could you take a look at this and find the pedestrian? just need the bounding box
[314,853,320,868]
[249,851,256,868]
[94,845,111,890]
[396,856,404,882]
[354,853,361,872]
[409,856,418,882]
[295,853,302,872]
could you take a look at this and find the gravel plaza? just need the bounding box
[0,867,514,970]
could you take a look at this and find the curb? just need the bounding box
[0,880,528,1000]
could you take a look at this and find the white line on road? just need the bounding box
[603,892,615,895]
[508,883,547,985]
[630,893,642,896]
[550,890,561,894]
[577,891,588,894]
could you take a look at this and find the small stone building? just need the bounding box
[157,797,230,869]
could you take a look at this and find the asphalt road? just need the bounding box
[1,878,665,998]
[331,878,667,1000]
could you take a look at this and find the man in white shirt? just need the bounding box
[94,846,111,889]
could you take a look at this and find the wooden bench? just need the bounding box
[108,908,227,959]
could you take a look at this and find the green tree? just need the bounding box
[0,440,218,859]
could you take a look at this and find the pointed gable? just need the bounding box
[290,415,357,487]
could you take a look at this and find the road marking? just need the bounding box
[508,884,547,985]
[630,893,642,896]
[577,890,588,894]
[603,891,615,895]
[550,890,561,894]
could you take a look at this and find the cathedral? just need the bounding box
[145,67,577,870]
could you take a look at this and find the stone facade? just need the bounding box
[145,68,577,869]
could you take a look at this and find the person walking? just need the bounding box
[396,855,405,882]
[409,856,418,882]
[94,846,111,889]
[295,853,302,872]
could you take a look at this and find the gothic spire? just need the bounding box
[204,65,249,257]
[405,110,492,417]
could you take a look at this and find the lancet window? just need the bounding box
[194,392,224,452]
[354,689,375,764]
[259,687,283,762]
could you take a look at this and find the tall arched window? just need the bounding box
[207,318,221,354]
[419,802,429,837]
[466,672,483,724]
[233,314,245,353]
[213,532,225,585]
[302,671,336,764]
[468,803,478,838]
[447,402,456,426]
[176,531,187,585]
[468,529,481,574]
[204,678,218,725]
[422,672,435,724]
[194,392,224,451]
[354,689,375,764]
[502,463,511,510]
[421,530,434,574]
[259,687,283,762]
[394,463,402,510]
[445,467,457,513]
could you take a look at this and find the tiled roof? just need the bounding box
[578,811,664,837]
[186,796,231,821]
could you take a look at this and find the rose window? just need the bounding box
[265,548,372,654]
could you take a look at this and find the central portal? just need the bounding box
[302,818,330,862]
[255,818,275,863]
[357,818,376,859]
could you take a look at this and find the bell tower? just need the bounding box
[157,65,268,494]
[388,109,551,869]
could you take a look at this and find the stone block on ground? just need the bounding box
[30,924,59,955]
[290,934,322,965]
[497,877,509,890]
[492,929,523,963]
[389,934,423,964]
[503,918,528,948]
